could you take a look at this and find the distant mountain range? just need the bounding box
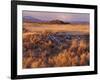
[23,16,88,24]
[23,16,43,23]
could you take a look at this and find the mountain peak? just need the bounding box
[23,16,42,23]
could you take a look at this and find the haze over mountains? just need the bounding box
[23,16,89,24]
[23,16,43,23]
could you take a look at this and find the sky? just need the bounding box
[23,11,90,23]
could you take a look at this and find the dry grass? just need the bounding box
[23,22,89,33]
[22,23,90,69]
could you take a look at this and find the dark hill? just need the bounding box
[48,20,70,24]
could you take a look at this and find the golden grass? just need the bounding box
[23,22,89,33]
[22,23,90,68]
[23,34,89,68]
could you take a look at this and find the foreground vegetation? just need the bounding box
[23,31,89,68]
